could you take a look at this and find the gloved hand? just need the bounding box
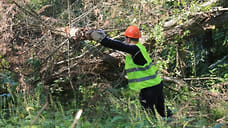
[90,29,106,42]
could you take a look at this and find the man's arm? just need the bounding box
[100,37,147,65]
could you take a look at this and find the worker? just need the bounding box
[86,25,172,117]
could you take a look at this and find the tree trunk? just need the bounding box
[163,8,228,40]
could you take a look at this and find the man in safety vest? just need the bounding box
[87,25,172,117]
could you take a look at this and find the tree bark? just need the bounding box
[163,8,228,40]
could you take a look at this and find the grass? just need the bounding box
[0,85,227,128]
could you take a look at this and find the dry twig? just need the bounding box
[30,101,49,126]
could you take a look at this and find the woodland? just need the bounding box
[0,0,228,127]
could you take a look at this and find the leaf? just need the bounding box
[111,116,122,123]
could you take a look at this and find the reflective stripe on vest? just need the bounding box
[125,43,162,90]
[128,71,158,83]
[126,62,153,73]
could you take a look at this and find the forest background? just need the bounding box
[0,0,228,127]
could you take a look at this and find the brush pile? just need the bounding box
[0,0,227,97]
[0,1,125,95]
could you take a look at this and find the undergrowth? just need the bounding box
[1,0,228,128]
[1,80,227,128]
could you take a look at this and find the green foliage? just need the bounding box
[29,0,53,11]
[0,56,9,69]
[150,22,165,44]
[0,73,17,90]
[50,77,65,94]
[1,0,228,127]
[212,24,228,56]
[211,102,228,120]
[25,57,41,71]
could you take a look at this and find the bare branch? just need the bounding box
[70,109,83,128]
[30,102,49,126]
[183,77,223,81]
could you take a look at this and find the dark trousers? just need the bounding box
[139,82,172,117]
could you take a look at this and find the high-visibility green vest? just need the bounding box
[125,43,162,90]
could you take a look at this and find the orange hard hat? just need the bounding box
[124,25,141,39]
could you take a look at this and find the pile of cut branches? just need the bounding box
[0,0,227,97]
[0,1,125,95]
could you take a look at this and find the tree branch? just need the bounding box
[163,7,228,40]
[30,101,48,126]
[183,77,223,81]
[161,76,187,86]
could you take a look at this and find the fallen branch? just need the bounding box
[183,77,223,81]
[161,76,187,86]
[70,109,83,128]
[209,55,228,69]
[30,101,49,126]
[163,6,228,40]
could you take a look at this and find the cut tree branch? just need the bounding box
[161,76,187,86]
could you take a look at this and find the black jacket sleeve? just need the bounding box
[100,37,147,65]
